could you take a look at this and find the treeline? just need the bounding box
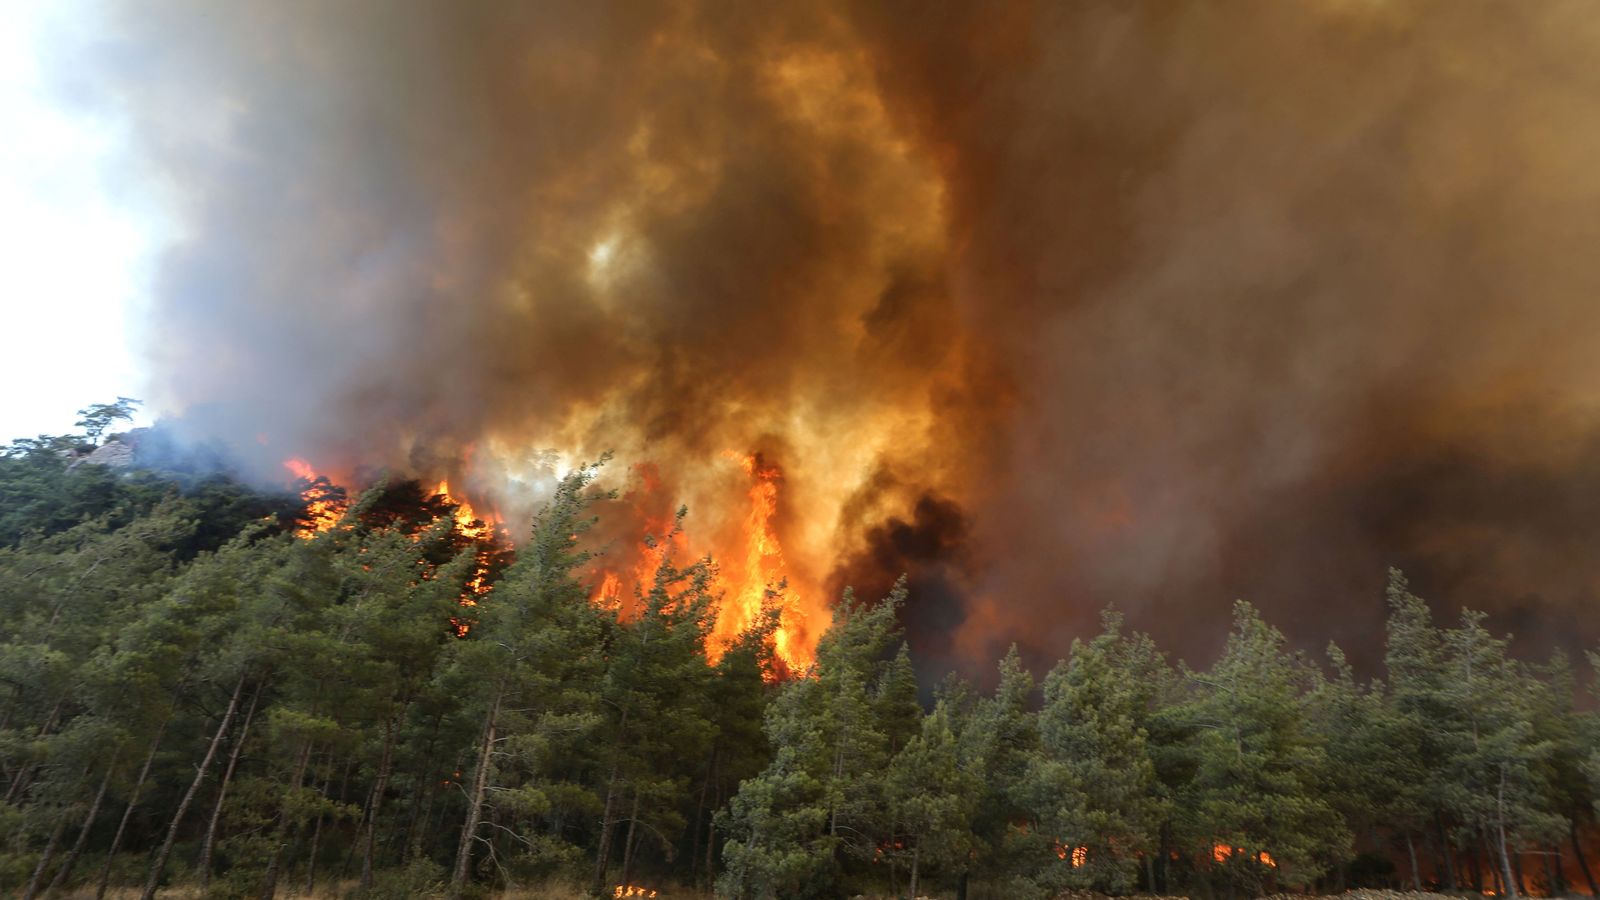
[0,415,1598,899]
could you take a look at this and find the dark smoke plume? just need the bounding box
[67,0,1600,672]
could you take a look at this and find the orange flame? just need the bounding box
[284,458,348,537]
[434,479,502,636]
[588,453,814,672]
[612,887,657,899]
[1054,843,1088,866]
[1212,844,1275,867]
[709,452,805,667]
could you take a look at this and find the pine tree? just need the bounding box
[588,519,717,894]
[1178,601,1348,895]
[445,464,610,899]
[718,581,907,899]
[956,645,1039,896]
[1024,611,1165,894]
[1310,643,1425,889]
[1439,610,1562,900]
[1381,567,1463,889]
[885,703,978,898]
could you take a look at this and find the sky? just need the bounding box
[0,0,158,441]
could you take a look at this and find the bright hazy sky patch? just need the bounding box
[0,0,159,441]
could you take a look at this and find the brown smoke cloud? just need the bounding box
[72,0,1600,672]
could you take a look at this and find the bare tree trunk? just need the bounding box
[6,697,67,804]
[591,763,623,894]
[22,817,69,900]
[198,684,260,897]
[302,765,335,895]
[141,673,247,900]
[704,784,718,888]
[405,775,435,864]
[1543,846,1562,898]
[908,844,920,900]
[1496,766,1520,900]
[44,757,116,898]
[620,788,641,886]
[256,739,314,900]
[449,683,503,900]
[1572,819,1600,897]
[689,745,715,887]
[97,716,171,900]
[589,707,630,897]
[403,711,445,863]
[361,711,403,892]
[1406,831,1422,891]
[1438,813,1459,892]
[1469,837,1483,893]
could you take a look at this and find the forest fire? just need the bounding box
[278,456,818,663]
[1053,844,1088,867]
[1213,845,1277,868]
[719,453,799,662]
[434,479,499,602]
[589,452,815,672]
[283,458,348,536]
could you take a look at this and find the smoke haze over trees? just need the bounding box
[38,0,1600,674]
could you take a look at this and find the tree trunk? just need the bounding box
[689,744,715,887]
[1496,765,1520,900]
[198,684,260,897]
[704,784,718,888]
[1438,813,1459,892]
[96,716,171,900]
[1571,819,1600,897]
[1543,846,1562,898]
[449,683,503,899]
[1469,836,1483,894]
[908,844,920,900]
[406,774,435,864]
[589,707,630,897]
[258,738,315,900]
[620,789,642,886]
[6,697,67,804]
[22,817,69,900]
[361,711,402,892]
[828,742,844,838]
[1406,830,1422,891]
[591,764,623,894]
[299,761,335,895]
[141,673,247,900]
[44,757,116,899]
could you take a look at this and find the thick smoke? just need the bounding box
[73,0,1600,672]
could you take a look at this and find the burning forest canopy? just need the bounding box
[40,0,1600,676]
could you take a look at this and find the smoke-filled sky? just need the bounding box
[41,0,1600,675]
